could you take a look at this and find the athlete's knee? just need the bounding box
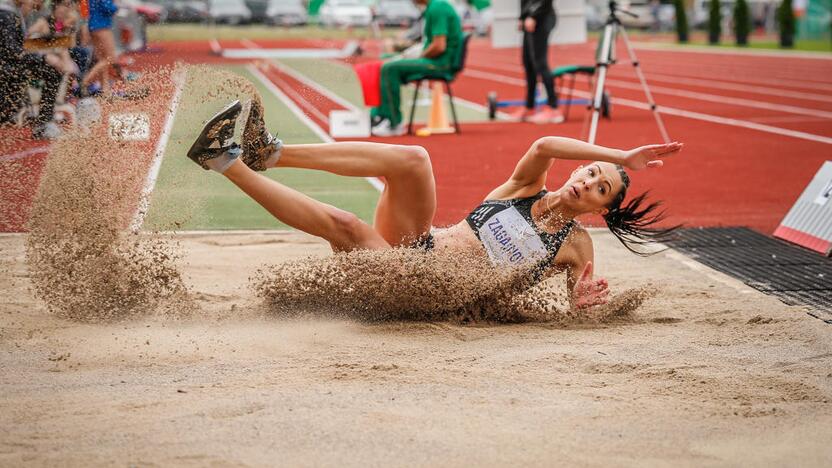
[395,145,431,175]
[328,208,367,244]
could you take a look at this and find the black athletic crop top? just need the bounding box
[465,191,574,275]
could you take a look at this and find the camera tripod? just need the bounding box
[586,1,670,144]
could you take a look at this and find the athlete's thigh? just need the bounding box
[373,155,437,247]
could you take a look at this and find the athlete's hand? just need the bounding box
[571,261,609,309]
[523,17,536,33]
[620,141,683,171]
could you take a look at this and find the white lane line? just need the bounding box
[247,64,384,192]
[0,146,50,162]
[468,55,832,93]
[476,56,832,103]
[603,78,832,119]
[264,65,330,123]
[631,42,832,60]
[616,71,832,104]
[271,61,361,112]
[467,60,832,116]
[239,39,360,112]
[461,68,832,145]
[613,94,832,145]
[130,68,187,232]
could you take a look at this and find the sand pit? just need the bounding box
[1,230,830,466]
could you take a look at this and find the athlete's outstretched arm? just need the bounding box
[488,137,682,199]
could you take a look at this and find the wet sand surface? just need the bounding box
[1,231,830,467]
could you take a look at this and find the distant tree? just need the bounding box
[708,0,722,44]
[777,0,795,47]
[674,0,689,43]
[734,0,750,45]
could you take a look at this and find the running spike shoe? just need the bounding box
[240,99,281,172]
[187,100,243,170]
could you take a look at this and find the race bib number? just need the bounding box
[477,207,547,267]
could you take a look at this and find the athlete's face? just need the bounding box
[558,162,625,216]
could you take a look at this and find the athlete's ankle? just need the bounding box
[263,137,284,169]
[206,145,242,174]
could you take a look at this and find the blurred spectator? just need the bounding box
[0,0,73,139]
[649,0,661,31]
[81,0,117,96]
[370,0,463,137]
[29,0,83,77]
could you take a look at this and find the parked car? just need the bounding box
[319,0,373,27]
[170,0,209,22]
[245,0,270,23]
[266,0,308,25]
[208,0,252,24]
[374,0,420,27]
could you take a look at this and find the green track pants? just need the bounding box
[371,58,452,127]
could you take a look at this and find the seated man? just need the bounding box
[0,0,72,139]
[370,0,462,137]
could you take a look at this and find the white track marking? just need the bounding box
[263,66,331,123]
[631,42,832,60]
[239,40,361,112]
[614,71,832,104]
[270,61,361,112]
[602,78,832,119]
[468,55,832,93]
[473,57,832,103]
[247,64,384,192]
[461,68,832,145]
[130,69,187,232]
[0,146,49,162]
[467,60,832,115]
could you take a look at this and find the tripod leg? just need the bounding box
[588,23,614,144]
[618,27,670,143]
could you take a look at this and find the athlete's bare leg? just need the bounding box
[222,159,389,252]
[273,142,436,247]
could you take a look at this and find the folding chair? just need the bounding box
[405,32,472,135]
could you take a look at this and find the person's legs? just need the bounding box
[83,29,117,94]
[276,142,436,246]
[522,32,537,110]
[223,159,390,252]
[373,58,446,127]
[532,13,557,109]
[30,60,62,129]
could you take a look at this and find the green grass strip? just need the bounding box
[144,65,379,231]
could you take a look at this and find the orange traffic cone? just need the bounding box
[416,82,455,136]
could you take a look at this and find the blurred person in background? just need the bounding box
[28,0,83,78]
[80,0,117,96]
[510,0,563,124]
[0,0,73,139]
[370,0,463,137]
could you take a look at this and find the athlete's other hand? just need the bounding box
[572,261,609,309]
[621,141,683,171]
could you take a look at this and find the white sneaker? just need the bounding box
[371,119,406,137]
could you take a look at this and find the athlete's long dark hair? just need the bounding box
[603,165,680,255]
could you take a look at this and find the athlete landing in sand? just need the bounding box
[187,100,682,309]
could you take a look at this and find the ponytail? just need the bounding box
[603,166,680,255]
